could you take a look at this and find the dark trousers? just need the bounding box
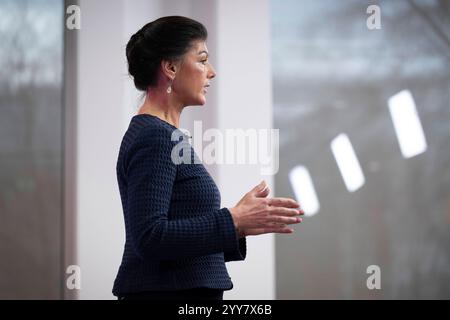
[118,287,224,301]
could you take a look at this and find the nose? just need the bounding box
[207,63,216,79]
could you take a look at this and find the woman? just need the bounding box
[113,16,304,300]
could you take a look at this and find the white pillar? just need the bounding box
[214,0,275,300]
[76,0,128,299]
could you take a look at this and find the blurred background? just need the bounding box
[0,0,449,299]
[273,0,450,299]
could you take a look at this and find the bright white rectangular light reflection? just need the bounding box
[388,90,427,158]
[330,133,365,192]
[289,165,319,216]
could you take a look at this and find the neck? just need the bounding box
[137,88,184,128]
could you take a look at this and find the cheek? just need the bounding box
[191,66,206,88]
[195,63,207,76]
[179,63,207,95]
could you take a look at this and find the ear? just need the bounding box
[160,59,179,81]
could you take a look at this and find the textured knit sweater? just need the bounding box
[112,114,246,296]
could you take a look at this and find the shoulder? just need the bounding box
[128,115,176,147]
[122,123,176,174]
[124,115,190,161]
[137,123,173,144]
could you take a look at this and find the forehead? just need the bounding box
[188,40,208,54]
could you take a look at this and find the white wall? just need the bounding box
[76,0,127,299]
[215,0,275,300]
[73,0,274,299]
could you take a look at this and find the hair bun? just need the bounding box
[125,16,208,91]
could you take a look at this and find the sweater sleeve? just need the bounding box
[224,235,247,262]
[125,126,242,261]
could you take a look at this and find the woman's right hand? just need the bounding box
[228,180,304,238]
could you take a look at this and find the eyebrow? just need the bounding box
[198,50,209,57]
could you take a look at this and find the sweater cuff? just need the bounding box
[217,207,247,262]
[227,237,246,262]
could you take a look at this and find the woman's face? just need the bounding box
[173,40,216,106]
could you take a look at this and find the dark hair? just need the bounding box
[126,16,208,91]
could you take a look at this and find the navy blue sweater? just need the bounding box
[112,114,246,296]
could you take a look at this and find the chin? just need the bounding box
[196,96,207,106]
[187,93,207,106]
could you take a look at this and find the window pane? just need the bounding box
[272,0,450,299]
[0,0,64,299]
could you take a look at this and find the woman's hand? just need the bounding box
[229,180,304,238]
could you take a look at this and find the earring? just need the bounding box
[167,79,173,94]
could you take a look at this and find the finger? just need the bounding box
[271,223,287,228]
[245,228,265,236]
[274,227,295,234]
[267,215,302,225]
[268,207,301,217]
[255,184,270,198]
[267,197,300,209]
[245,227,294,236]
[263,227,294,234]
[250,180,267,195]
